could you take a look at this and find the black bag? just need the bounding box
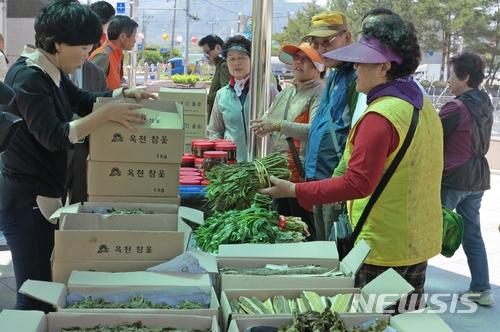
[338,107,419,260]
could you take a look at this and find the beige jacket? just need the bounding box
[263,77,325,179]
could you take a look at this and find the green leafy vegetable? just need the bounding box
[204,152,291,212]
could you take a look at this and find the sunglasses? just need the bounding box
[310,30,346,50]
[203,48,213,58]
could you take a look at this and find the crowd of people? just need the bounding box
[0,0,495,314]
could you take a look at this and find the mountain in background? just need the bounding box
[136,0,313,47]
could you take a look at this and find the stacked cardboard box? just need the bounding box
[49,202,203,284]
[88,98,184,204]
[0,310,218,332]
[158,87,208,153]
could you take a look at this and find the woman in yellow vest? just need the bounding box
[259,12,443,313]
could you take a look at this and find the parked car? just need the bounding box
[270,56,293,80]
[167,54,207,75]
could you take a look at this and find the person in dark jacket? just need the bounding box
[439,51,494,306]
[198,34,230,121]
[0,0,154,312]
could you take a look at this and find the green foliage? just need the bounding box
[171,74,201,86]
[273,1,325,48]
[141,46,182,64]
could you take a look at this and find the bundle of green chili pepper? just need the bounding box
[204,152,291,212]
[193,206,308,254]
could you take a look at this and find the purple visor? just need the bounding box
[323,35,403,65]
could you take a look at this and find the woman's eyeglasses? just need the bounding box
[310,30,346,50]
[292,54,311,63]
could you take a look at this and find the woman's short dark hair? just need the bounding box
[448,52,485,89]
[223,35,252,55]
[90,1,116,25]
[362,13,421,80]
[34,0,102,55]
[107,15,139,40]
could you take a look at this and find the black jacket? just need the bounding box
[441,89,494,191]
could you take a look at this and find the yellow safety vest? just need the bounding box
[345,96,443,266]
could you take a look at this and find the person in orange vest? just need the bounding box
[89,15,138,90]
[90,1,116,47]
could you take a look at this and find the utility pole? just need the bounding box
[170,0,177,60]
[208,20,219,34]
[129,0,139,88]
[142,11,153,45]
[184,0,190,74]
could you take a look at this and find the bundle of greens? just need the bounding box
[193,206,308,254]
[60,321,211,332]
[67,296,202,310]
[279,310,390,332]
[204,152,290,212]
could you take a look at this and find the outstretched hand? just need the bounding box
[250,117,277,137]
[103,100,146,133]
[258,175,297,198]
[123,88,159,101]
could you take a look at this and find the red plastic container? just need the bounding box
[203,151,228,173]
[181,154,195,168]
[180,177,202,185]
[194,157,205,171]
[215,143,237,161]
[192,141,215,158]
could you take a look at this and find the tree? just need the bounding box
[415,0,482,81]
[464,0,500,86]
[326,0,418,38]
[272,1,325,48]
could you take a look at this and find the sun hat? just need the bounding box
[302,11,349,41]
[322,35,403,64]
[279,43,325,72]
[219,45,251,59]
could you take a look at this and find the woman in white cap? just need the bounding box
[207,35,278,162]
[250,43,325,240]
[259,12,443,313]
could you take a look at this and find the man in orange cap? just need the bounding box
[302,11,366,241]
[250,43,326,240]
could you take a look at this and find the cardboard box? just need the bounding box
[159,87,207,116]
[218,240,371,292]
[227,308,453,332]
[184,114,207,138]
[0,310,217,332]
[87,160,180,197]
[19,271,219,318]
[219,268,415,332]
[49,203,202,284]
[88,195,181,205]
[90,98,184,164]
